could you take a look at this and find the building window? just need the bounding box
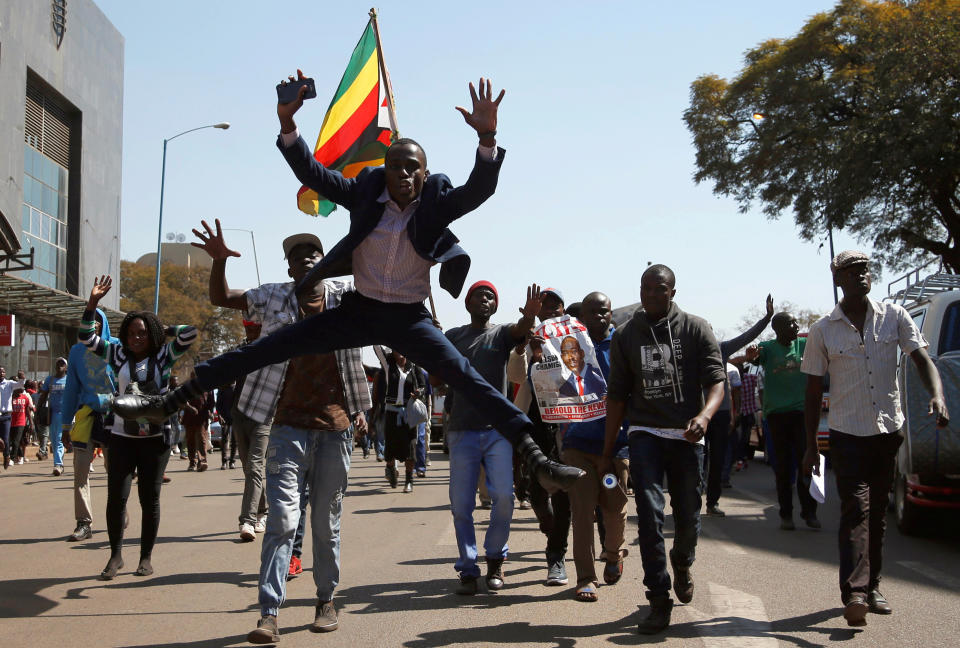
[18,79,72,290]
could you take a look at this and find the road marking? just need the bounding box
[897,561,960,591]
[700,524,747,555]
[684,582,777,647]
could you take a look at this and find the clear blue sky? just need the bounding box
[99,0,878,339]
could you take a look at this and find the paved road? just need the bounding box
[1,445,958,648]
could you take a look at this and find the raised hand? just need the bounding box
[519,283,544,320]
[455,78,505,138]
[191,218,241,261]
[277,69,309,133]
[766,294,774,317]
[87,275,112,307]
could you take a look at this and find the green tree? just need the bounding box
[684,0,960,272]
[119,260,243,379]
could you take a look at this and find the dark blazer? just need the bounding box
[278,135,506,298]
[558,363,607,398]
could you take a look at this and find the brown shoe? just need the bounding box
[311,600,338,633]
[247,614,280,643]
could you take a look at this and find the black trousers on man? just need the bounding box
[705,410,731,508]
[767,411,818,520]
[830,430,902,602]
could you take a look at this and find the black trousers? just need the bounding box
[704,410,731,507]
[767,411,817,519]
[830,430,902,601]
[527,421,570,558]
[106,434,170,560]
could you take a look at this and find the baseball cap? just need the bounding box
[282,233,324,259]
[542,287,564,305]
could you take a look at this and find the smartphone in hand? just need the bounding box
[277,77,317,104]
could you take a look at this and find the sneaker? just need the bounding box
[247,614,280,644]
[254,516,267,533]
[228,460,236,469]
[844,593,868,626]
[734,460,745,472]
[456,575,478,596]
[519,499,531,510]
[287,555,303,580]
[88,463,95,472]
[17,458,24,465]
[376,453,384,462]
[415,470,426,478]
[187,463,196,472]
[545,556,568,586]
[68,523,92,542]
[705,505,725,517]
[311,600,338,633]
[52,466,63,476]
[239,523,256,542]
[180,451,188,460]
[197,462,208,472]
[780,517,796,531]
[403,480,413,493]
[638,597,674,634]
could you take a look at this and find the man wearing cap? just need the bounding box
[116,76,583,499]
[439,281,543,594]
[191,220,371,638]
[801,250,948,627]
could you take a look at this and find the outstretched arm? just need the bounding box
[509,284,542,342]
[79,276,115,362]
[720,294,774,358]
[191,219,246,310]
[455,77,505,148]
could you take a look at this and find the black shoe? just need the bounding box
[68,522,92,542]
[486,558,505,591]
[111,393,173,424]
[638,597,673,634]
[705,505,725,517]
[671,561,694,604]
[803,515,822,529]
[844,593,868,626]
[868,590,892,614]
[456,575,478,596]
[248,614,281,643]
[780,517,796,530]
[518,433,585,492]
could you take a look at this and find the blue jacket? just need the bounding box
[61,308,117,426]
[278,135,506,299]
[562,328,629,457]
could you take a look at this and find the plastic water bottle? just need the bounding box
[601,473,618,490]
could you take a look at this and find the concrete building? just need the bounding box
[0,0,125,380]
[137,242,213,272]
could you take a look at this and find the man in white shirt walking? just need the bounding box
[801,250,948,627]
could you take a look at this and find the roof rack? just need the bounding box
[886,259,960,306]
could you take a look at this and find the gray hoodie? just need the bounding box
[607,302,725,431]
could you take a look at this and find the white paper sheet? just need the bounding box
[809,453,827,503]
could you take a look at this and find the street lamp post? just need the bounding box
[153,122,230,314]
[222,227,262,286]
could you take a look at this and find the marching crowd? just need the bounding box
[0,72,949,643]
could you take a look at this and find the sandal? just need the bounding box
[603,550,627,585]
[575,583,598,602]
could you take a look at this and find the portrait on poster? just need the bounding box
[529,315,607,423]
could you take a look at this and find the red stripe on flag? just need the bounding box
[313,84,380,167]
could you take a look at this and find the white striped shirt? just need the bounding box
[801,299,926,436]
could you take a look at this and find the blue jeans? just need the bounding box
[292,479,309,559]
[193,292,531,446]
[447,429,514,578]
[259,425,352,616]
[50,410,65,467]
[629,432,704,600]
[415,422,427,472]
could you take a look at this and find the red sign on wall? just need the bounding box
[0,315,15,346]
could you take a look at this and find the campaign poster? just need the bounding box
[530,314,606,423]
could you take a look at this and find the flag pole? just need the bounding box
[369,8,399,137]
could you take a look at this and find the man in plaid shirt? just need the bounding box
[192,222,370,637]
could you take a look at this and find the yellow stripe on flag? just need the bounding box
[314,51,380,152]
[298,188,319,214]
[341,157,385,178]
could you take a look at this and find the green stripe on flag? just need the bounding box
[329,22,378,105]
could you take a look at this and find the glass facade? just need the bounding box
[0,323,67,383]
[19,143,69,290]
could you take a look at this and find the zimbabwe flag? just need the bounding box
[297,19,397,216]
